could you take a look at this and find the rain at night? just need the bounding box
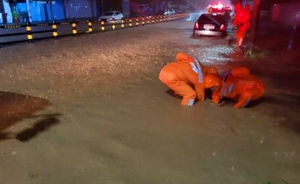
[0,0,299,183]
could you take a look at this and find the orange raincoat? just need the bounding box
[204,67,264,109]
[235,4,251,46]
[159,52,217,106]
[233,3,242,28]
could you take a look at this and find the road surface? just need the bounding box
[0,13,299,184]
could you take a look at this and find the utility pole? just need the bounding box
[101,0,104,14]
[249,0,262,49]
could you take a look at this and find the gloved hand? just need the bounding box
[198,95,205,101]
[220,69,231,80]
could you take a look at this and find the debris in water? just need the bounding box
[230,166,235,171]
[260,137,264,144]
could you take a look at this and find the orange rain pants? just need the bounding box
[237,22,250,46]
[211,67,265,109]
[159,52,217,106]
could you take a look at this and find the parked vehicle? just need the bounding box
[223,6,233,15]
[193,13,227,37]
[206,3,232,19]
[164,9,176,15]
[98,11,124,23]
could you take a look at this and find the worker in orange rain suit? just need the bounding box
[159,52,218,106]
[233,3,242,29]
[203,67,265,109]
[235,4,251,47]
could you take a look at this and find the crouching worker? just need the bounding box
[159,52,218,106]
[203,67,265,109]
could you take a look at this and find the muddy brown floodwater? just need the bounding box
[0,16,299,184]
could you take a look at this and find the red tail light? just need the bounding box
[220,24,225,30]
[194,23,199,29]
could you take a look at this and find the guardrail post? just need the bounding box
[129,18,132,27]
[112,19,116,31]
[72,21,77,35]
[147,17,150,24]
[121,19,125,29]
[142,17,145,26]
[52,21,58,38]
[26,22,33,43]
[101,21,105,32]
[87,20,93,33]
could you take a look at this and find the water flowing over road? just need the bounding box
[0,13,299,184]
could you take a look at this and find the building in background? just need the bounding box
[30,0,65,22]
[130,0,169,17]
[270,1,300,27]
[0,0,65,23]
[0,0,131,24]
[0,0,14,23]
[0,0,99,23]
[64,0,97,20]
[122,0,130,17]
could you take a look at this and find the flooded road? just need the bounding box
[0,13,299,184]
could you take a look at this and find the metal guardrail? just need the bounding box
[0,13,190,47]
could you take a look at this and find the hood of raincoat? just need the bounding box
[244,4,250,11]
[235,3,242,12]
[175,52,195,63]
[203,74,221,89]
